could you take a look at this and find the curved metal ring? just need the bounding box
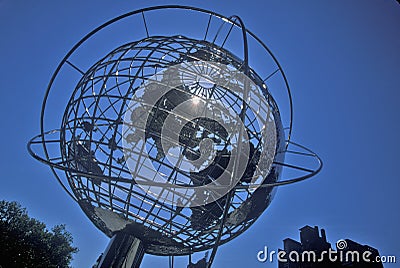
[28,130,322,193]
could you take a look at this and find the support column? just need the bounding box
[98,232,145,268]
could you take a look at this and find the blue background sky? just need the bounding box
[0,1,399,267]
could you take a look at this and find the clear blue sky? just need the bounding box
[0,1,399,267]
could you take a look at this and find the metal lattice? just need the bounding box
[28,5,322,260]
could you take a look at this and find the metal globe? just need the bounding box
[28,7,322,265]
[60,35,284,255]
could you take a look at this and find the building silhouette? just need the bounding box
[278,225,384,268]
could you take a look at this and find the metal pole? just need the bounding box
[97,232,145,268]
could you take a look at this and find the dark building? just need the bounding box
[339,239,383,268]
[278,226,384,268]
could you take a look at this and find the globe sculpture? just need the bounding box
[28,6,322,268]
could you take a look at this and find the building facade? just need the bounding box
[278,226,383,268]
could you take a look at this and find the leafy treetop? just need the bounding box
[0,200,78,268]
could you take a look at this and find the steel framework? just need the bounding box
[28,5,322,267]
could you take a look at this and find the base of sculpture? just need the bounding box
[97,232,145,268]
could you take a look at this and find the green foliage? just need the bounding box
[0,200,78,267]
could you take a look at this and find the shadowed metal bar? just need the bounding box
[66,60,85,75]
